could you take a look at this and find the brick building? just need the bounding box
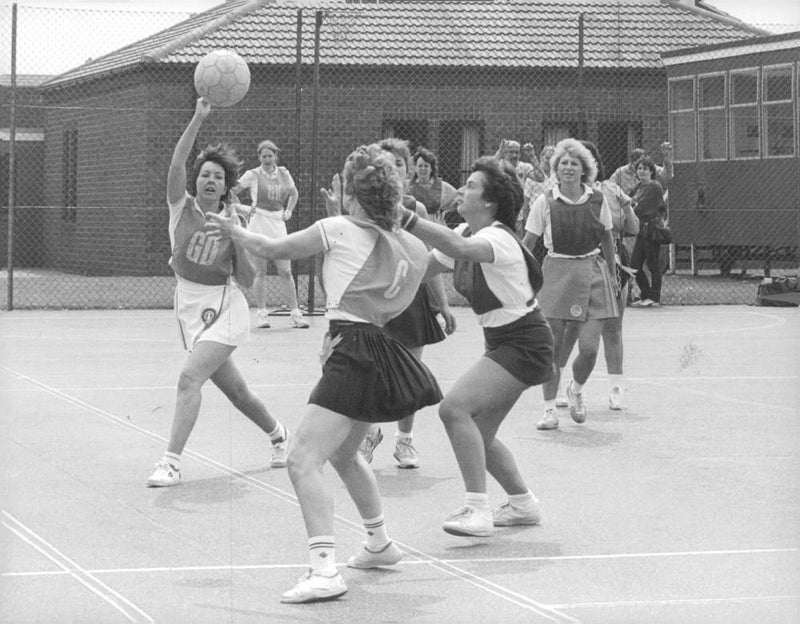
[26,0,764,275]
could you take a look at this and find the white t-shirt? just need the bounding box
[433,222,535,327]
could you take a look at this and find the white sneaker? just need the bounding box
[256,309,271,329]
[536,409,559,430]
[609,386,624,411]
[270,429,290,468]
[346,541,403,569]
[280,568,347,604]
[147,460,181,487]
[358,428,383,464]
[567,381,587,423]
[492,499,542,527]
[393,437,419,469]
[442,505,494,537]
[555,394,569,408]
[290,310,310,329]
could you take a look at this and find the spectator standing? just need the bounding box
[630,158,667,308]
[609,142,673,196]
[408,147,459,225]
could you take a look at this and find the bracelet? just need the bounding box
[400,208,414,228]
[402,212,419,231]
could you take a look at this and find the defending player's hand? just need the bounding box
[320,173,343,217]
[205,210,237,239]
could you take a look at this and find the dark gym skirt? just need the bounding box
[483,308,554,387]
[383,283,446,349]
[309,321,443,422]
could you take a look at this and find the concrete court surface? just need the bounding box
[1,304,798,623]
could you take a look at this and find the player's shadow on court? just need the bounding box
[151,474,251,512]
[521,425,622,448]
[373,469,453,498]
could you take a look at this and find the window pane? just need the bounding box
[765,102,795,156]
[669,79,694,110]
[700,109,726,159]
[731,105,759,158]
[670,111,695,161]
[731,71,757,105]
[699,75,725,108]
[764,66,793,102]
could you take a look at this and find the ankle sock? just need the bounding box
[609,374,624,391]
[163,451,181,469]
[268,423,286,444]
[508,490,537,510]
[571,380,584,393]
[308,536,337,573]
[362,514,390,550]
[464,491,489,511]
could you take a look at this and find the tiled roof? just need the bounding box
[42,0,765,87]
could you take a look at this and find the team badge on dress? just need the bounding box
[570,304,583,317]
[201,307,218,327]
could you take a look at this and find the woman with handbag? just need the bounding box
[630,157,668,308]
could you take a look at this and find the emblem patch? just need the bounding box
[570,304,583,318]
[201,307,218,327]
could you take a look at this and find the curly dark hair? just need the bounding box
[471,156,523,230]
[188,143,241,203]
[636,157,657,178]
[411,147,439,180]
[580,140,606,181]
[342,144,403,231]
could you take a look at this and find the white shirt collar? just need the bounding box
[552,183,593,204]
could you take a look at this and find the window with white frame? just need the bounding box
[698,73,727,160]
[730,68,760,159]
[668,78,695,162]
[763,64,795,157]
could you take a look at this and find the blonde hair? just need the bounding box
[551,138,598,184]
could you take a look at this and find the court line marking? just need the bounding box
[1,511,155,623]
[550,594,799,609]
[640,378,797,413]
[1,366,576,623]
[5,546,796,577]
[0,374,796,394]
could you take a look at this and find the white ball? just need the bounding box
[194,50,250,108]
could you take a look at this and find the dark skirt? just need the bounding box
[383,283,446,349]
[309,321,443,423]
[483,309,554,387]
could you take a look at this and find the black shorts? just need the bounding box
[309,321,443,422]
[383,284,445,349]
[483,309,554,386]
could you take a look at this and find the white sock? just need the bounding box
[609,374,624,390]
[395,430,412,441]
[308,536,337,573]
[557,367,566,394]
[543,399,556,412]
[267,423,286,444]
[572,379,584,393]
[508,490,537,510]
[464,491,489,511]
[362,514,390,550]
[163,451,181,469]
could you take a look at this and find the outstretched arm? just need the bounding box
[401,208,494,263]
[167,98,210,205]
[206,211,325,260]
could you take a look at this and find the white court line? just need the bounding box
[1,511,155,623]
[1,365,576,622]
[5,546,795,578]
[551,594,799,609]
[640,378,796,413]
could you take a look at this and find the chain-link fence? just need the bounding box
[2,2,798,310]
